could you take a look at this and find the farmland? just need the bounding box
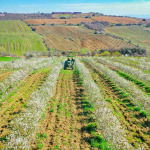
[25,16,150,25]
[105,26,150,55]
[34,25,136,52]
[0,20,47,56]
[0,18,148,56]
[92,16,150,24]
[0,56,150,149]
[51,13,94,19]
[24,18,93,25]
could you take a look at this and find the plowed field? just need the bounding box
[92,16,150,24]
[32,70,95,149]
[34,25,136,52]
[24,18,93,25]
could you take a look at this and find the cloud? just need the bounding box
[57,1,150,16]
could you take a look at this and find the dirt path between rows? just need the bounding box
[0,71,12,82]
[83,61,150,149]
[32,70,92,150]
[0,70,50,148]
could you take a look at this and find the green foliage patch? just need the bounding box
[74,66,111,149]
[0,57,20,61]
[0,20,47,56]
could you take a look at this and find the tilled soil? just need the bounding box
[32,70,92,150]
[0,71,49,145]
[83,61,150,149]
[0,71,12,82]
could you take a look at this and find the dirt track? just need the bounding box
[32,70,92,149]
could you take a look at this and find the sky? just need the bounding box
[1,0,150,18]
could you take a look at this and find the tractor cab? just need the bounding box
[64,56,75,70]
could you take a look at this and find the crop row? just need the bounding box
[0,58,48,69]
[0,69,28,99]
[0,69,50,149]
[92,16,144,24]
[84,58,150,112]
[83,59,150,149]
[96,57,150,86]
[109,57,150,72]
[34,26,135,52]
[95,58,150,94]
[0,58,60,101]
[0,20,47,55]
[0,71,12,82]
[0,20,32,33]
[73,67,110,149]
[76,58,132,149]
[32,68,108,149]
[5,63,62,149]
[110,56,150,63]
[0,35,47,55]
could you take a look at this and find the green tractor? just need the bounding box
[64,57,75,70]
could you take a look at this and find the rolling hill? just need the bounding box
[34,25,136,53]
[25,16,150,26]
[0,20,47,55]
[105,26,150,55]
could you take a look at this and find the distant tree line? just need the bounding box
[0,13,52,20]
[146,23,150,27]
[99,47,147,57]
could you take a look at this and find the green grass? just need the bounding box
[86,123,97,133]
[74,66,111,149]
[0,136,7,142]
[36,133,47,140]
[37,142,44,149]
[0,20,47,56]
[90,134,111,150]
[105,26,150,55]
[116,70,150,93]
[0,57,20,61]
[60,69,73,74]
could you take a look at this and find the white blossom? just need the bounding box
[6,63,62,149]
[97,57,150,86]
[88,58,150,111]
[76,58,134,150]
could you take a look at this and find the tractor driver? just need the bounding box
[71,57,75,65]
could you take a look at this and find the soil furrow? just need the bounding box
[0,73,42,115]
[0,72,12,82]
[32,70,92,149]
[83,61,150,149]
[0,70,50,142]
[96,59,150,94]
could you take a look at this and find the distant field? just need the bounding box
[34,25,136,52]
[24,18,93,25]
[105,26,150,55]
[24,16,150,25]
[0,20,47,55]
[92,16,150,24]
